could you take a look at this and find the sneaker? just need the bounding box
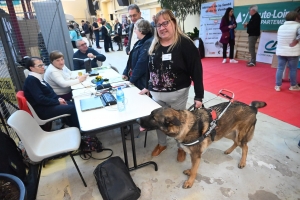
[289,85,300,91]
[230,59,238,63]
[247,62,256,67]
[274,86,281,92]
[222,59,227,64]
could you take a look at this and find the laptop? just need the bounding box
[80,96,104,112]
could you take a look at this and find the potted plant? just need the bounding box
[0,173,27,200]
[95,75,104,85]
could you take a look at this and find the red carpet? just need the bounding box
[201,58,300,128]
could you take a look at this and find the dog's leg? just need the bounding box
[238,143,248,168]
[183,154,200,189]
[224,141,238,154]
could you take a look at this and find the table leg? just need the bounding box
[120,126,129,167]
[128,124,158,172]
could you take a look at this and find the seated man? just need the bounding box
[23,57,80,128]
[73,39,106,70]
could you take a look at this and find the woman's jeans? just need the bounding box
[275,56,299,86]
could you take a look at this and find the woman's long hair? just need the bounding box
[222,7,236,24]
[148,9,191,55]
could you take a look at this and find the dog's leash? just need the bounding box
[182,89,235,146]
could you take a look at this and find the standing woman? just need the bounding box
[68,24,82,48]
[219,7,238,64]
[140,9,204,162]
[122,19,153,90]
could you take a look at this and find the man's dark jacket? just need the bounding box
[247,12,261,36]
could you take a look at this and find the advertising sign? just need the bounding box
[234,2,299,31]
[199,0,234,57]
[256,32,277,64]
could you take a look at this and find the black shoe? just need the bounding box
[117,49,121,51]
[105,51,110,53]
[247,62,256,67]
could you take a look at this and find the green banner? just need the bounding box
[234,2,299,31]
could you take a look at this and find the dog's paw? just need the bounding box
[183,169,191,176]
[238,162,246,169]
[183,180,193,189]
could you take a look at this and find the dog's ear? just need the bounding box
[166,116,181,126]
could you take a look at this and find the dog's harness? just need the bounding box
[181,89,234,146]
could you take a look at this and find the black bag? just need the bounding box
[0,131,27,182]
[94,156,141,200]
[80,136,113,160]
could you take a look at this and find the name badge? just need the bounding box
[162,53,172,61]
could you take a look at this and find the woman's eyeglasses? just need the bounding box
[155,20,170,29]
[35,64,45,68]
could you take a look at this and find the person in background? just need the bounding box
[23,57,79,128]
[106,21,114,51]
[150,15,155,27]
[86,21,94,45]
[243,5,261,67]
[44,51,87,100]
[219,7,238,64]
[114,18,123,51]
[81,20,92,47]
[139,9,204,162]
[274,11,300,92]
[101,19,114,52]
[122,19,153,90]
[92,18,101,49]
[126,4,142,55]
[68,24,82,48]
[73,39,106,70]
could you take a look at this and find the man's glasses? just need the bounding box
[77,43,87,47]
[128,14,138,18]
[155,20,170,29]
[35,64,45,68]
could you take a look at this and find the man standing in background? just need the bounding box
[81,20,92,47]
[126,4,142,55]
[243,5,261,67]
[92,18,101,49]
[114,18,123,51]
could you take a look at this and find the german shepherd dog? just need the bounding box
[137,101,266,189]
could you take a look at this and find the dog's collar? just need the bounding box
[181,109,217,146]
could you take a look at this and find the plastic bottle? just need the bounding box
[116,87,125,111]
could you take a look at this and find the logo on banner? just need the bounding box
[206,2,217,14]
[264,40,277,54]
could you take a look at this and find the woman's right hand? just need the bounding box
[139,88,149,96]
[78,74,87,82]
[122,75,128,80]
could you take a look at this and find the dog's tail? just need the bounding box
[250,101,267,109]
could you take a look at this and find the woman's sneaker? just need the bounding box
[230,59,238,63]
[289,85,300,91]
[274,86,281,92]
[222,59,227,64]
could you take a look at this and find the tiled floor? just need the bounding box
[38,41,300,200]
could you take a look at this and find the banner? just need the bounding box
[234,2,299,31]
[199,0,234,57]
[256,32,277,64]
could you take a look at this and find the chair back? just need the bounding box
[7,110,46,162]
[26,101,45,125]
[16,91,32,116]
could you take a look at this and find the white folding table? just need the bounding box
[72,86,161,171]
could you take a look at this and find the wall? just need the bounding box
[61,0,88,23]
